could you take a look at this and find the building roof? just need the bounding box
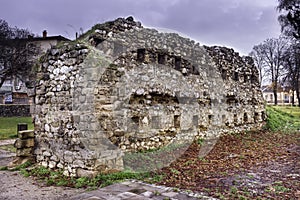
[26,35,70,42]
[0,35,70,45]
[262,84,293,93]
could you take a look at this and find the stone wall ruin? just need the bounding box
[32,17,265,176]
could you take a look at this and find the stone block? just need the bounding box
[16,148,34,157]
[48,161,57,169]
[50,154,59,162]
[116,192,140,199]
[42,151,51,157]
[14,138,35,149]
[73,160,85,168]
[7,157,35,169]
[76,168,99,178]
[18,130,34,139]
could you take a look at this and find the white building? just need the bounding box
[262,84,299,105]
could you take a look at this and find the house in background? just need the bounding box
[262,84,298,105]
[0,31,70,104]
[29,30,70,52]
[0,80,12,104]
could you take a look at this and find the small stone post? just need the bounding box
[9,123,35,167]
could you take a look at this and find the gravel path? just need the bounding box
[0,139,212,200]
[0,139,84,200]
[0,139,15,146]
[0,170,84,200]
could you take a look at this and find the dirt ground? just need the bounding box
[157,131,300,199]
[0,147,84,200]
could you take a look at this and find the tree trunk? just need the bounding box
[273,82,278,105]
[274,91,278,105]
[291,90,295,106]
[296,85,300,107]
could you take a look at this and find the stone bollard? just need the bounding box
[8,124,35,168]
[14,130,35,157]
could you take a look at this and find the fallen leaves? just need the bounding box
[156,130,300,199]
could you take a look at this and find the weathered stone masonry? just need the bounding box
[32,17,265,176]
[0,104,30,117]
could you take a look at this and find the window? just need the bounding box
[233,72,239,81]
[137,49,145,62]
[192,65,199,75]
[250,74,257,83]
[261,111,266,120]
[222,115,226,123]
[193,115,198,126]
[284,94,289,103]
[270,94,273,101]
[244,74,248,83]
[174,115,180,128]
[254,112,259,123]
[3,79,12,86]
[234,114,238,124]
[221,69,227,80]
[130,116,139,130]
[208,115,213,124]
[158,54,166,65]
[243,113,248,123]
[175,56,181,70]
[152,116,160,129]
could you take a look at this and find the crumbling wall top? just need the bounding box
[79,16,142,46]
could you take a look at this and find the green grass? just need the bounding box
[0,144,16,152]
[0,117,34,140]
[18,165,161,189]
[123,142,190,172]
[273,106,300,118]
[266,106,300,132]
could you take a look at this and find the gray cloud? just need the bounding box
[1,0,281,55]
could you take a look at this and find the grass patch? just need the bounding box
[19,165,161,189]
[265,181,291,194]
[265,106,300,132]
[0,117,34,140]
[124,142,190,172]
[11,161,33,171]
[0,166,8,170]
[273,106,300,118]
[0,144,16,153]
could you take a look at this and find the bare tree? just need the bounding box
[283,40,300,106]
[0,19,38,88]
[277,0,300,39]
[250,36,289,105]
[277,1,300,106]
[249,45,266,87]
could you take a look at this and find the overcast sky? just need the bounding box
[1,0,281,55]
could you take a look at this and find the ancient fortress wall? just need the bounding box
[31,17,265,176]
